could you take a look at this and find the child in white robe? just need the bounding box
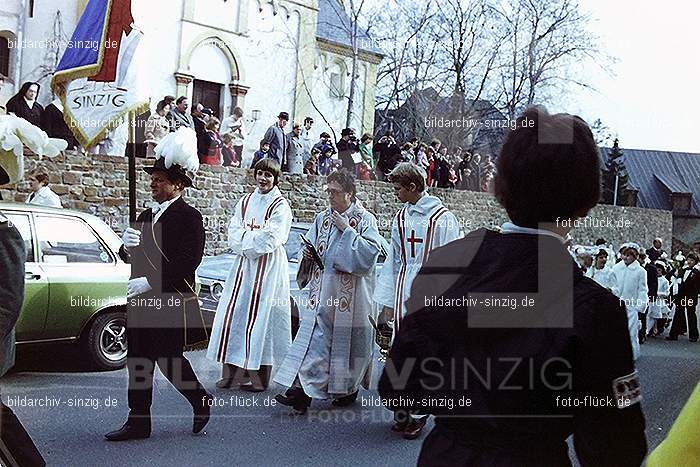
[207,158,293,391]
[647,261,671,337]
[587,249,618,296]
[373,163,462,440]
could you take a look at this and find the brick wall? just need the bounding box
[1,151,673,256]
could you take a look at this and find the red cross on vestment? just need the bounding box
[406,229,424,258]
[247,218,260,230]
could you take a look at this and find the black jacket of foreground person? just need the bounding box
[378,228,647,467]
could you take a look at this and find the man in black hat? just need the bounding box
[105,145,212,441]
[337,128,360,172]
[262,111,289,170]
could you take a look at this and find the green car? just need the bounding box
[1,202,129,370]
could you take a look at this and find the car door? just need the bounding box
[33,214,121,339]
[5,211,49,341]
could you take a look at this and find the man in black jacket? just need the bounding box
[379,108,647,466]
[105,140,212,441]
[667,253,700,342]
[336,128,360,171]
[0,212,46,466]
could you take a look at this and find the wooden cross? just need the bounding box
[406,230,424,258]
[247,218,260,230]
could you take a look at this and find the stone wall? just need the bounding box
[1,151,673,256]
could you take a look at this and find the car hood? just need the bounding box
[197,253,236,281]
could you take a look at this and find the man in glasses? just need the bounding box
[274,170,383,413]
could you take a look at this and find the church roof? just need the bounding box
[599,147,700,217]
[316,0,383,56]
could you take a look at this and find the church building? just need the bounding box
[0,0,382,158]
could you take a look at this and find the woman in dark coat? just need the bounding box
[40,99,79,150]
[6,82,43,127]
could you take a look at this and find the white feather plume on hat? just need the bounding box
[0,114,67,184]
[153,127,199,173]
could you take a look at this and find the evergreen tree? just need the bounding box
[601,138,630,205]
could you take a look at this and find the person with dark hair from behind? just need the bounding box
[378,107,647,467]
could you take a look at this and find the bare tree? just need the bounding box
[489,0,606,119]
[371,0,442,136]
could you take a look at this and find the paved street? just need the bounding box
[2,337,697,466]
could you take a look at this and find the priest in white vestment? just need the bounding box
[373,162,462,439]
[612,247,648,360]
[207,158,293,391]
[274,170,383,412]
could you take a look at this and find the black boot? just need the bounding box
[240,365,271,392]
[274,387,311,414]
[332,390,358,407]
[105,412,151,441]
[193,393,213,434]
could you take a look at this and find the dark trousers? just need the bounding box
[126,327,207,416]
[670,302,698,340]
[638,311,647,342]
[0,401,45,467]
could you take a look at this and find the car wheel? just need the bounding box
[87,311,128,370]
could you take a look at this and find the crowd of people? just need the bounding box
[145,94,497,192]
[4,82,497,192]
[572,238,700,356]
[4,80,699,465]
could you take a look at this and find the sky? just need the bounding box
[559,0,700,152]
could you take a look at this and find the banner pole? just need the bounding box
[128,113,137,223]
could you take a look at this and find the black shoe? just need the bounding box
[690,338,698,343]
[402,415,429,440]
[666,336,678,341]
[274,388,311,414]
[193,393,212,434]
[105,418,151,441]
[332,390,358,407]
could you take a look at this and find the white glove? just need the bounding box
[122,227,141,250]
[127,277,152,299]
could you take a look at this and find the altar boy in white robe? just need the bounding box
[373,162,462,439]
[274,170,383,413]
[612,246,648,360]
[207,158,293,391]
